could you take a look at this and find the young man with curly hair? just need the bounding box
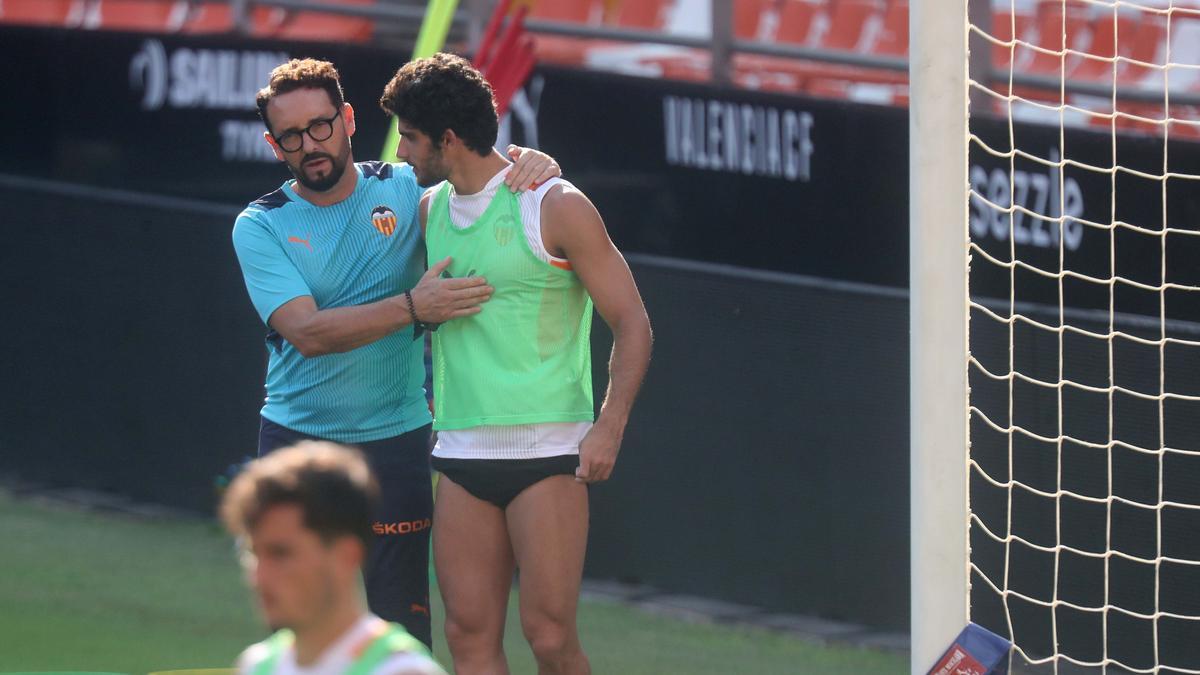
[379,53,652,675]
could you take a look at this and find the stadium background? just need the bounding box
[2,0,1199,671]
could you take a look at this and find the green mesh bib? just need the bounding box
[425,180,594,431]
[250,622,430,675]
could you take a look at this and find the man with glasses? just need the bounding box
[231,58,559,650]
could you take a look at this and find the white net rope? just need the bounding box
[967,0,1200,672]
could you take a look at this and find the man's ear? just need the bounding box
[343,102,356,138]
[441,128,460,151]
[264,132,285,162]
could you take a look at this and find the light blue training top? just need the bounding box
[232,161,431,442]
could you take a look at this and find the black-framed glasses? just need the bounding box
[272,109,341,153]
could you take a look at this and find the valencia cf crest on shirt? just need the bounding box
[494,214,516,247]
[371,205,397,236]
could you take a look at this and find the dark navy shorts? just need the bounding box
[258,417,434,648]
[431,454,580,509]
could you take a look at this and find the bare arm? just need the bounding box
[542,185,653,483]
[269,294,411,357]
[270,258,492,358]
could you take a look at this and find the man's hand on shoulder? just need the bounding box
[505,145,561,192]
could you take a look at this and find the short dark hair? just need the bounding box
[256,58,346,132]
[220,441,378,550]
[379,52,498,156]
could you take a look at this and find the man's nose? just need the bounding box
[302,131,322,154]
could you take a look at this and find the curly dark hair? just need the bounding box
[220,441,379,551]
[256,58,346,132]
[379,52,498,156]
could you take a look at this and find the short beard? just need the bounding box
[290,148,349,193]
[414,146,449,188]
[415,171,446,189]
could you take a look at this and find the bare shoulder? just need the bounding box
[540,181,592,213]
[540,181,603,232]
[539,181,611,259]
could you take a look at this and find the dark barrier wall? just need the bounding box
[969,303,1200,669]
[0,180,265,509]
[0,28,398,202]
[586,257,911,629]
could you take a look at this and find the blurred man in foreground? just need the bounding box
[222,441,447,675]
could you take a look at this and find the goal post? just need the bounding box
[909,0,972,672]
[914,0,1200,671]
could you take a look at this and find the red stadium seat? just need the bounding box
[653,48,715,82]
[872,0,907,57]
[526,0,605,64]
[1067,10,1139,83]
[530,35,595,65]
[738,52,905,99]
[805,75,907,105]
[0,0,85,26]
[735,53,809,91]
[819,0,884,52]
[734,59,806,93]
[775,0,822,46]
[527,0,600,23]
[1120,12,1167,85]
[273,0,375,43]
[738,0,904,99]
[990,8,1036,70]
[1014,0,1090,76]
[1165,9,1200,98]
[178,1,233,32]
[525,0,601,62]
[734,0,774,41]
[89,0,188,33]
[611,0,670,30]
[180,2,286,35]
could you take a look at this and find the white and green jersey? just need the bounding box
[236,614,444,675]
[426,167,595,459]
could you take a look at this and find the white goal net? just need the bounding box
[964,0,1200,672]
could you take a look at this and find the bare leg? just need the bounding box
[434,475,515,675]
[506,475,590,675]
